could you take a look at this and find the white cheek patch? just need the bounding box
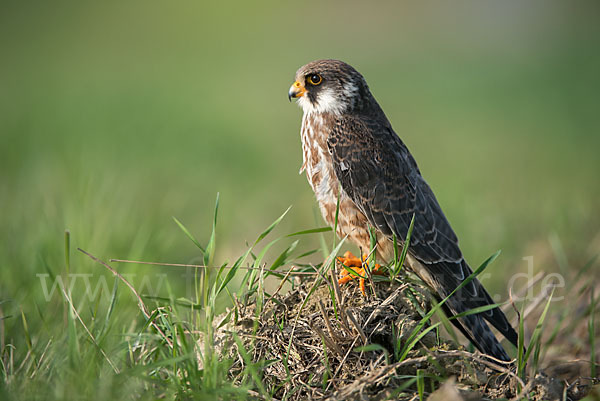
[297,95,312,112]
[316,88,346,115]
[297,88,346,116]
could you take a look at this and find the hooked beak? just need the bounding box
[288,81,306,101]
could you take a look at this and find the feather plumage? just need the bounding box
[291,59,519,362]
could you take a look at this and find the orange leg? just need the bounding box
[337,251,385,296]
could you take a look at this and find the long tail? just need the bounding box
[425,259,519,362]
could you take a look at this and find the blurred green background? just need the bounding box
[1,0,599,312]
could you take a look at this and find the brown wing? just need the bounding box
[327,115,463,266]
[327,115,518,361]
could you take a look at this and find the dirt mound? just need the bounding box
[218,268,596,400]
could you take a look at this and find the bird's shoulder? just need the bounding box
[326,113,420,177]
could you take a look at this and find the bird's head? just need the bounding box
[288,59,370,116]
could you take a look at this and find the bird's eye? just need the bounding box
[307,74,322,86]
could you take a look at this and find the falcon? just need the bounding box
[288,59,519,362]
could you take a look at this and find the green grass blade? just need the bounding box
[172,216,206,254]
[64,230,71,276]
[254,206,292,245]
[399,322,442,361]
[332,190,341,250]
[66,300,80,367]
[204,193,219,267]
[208,262,230,307]
[394,214,415,277]
[220,249,253,296]
[286,227,332,237]
[417,368,425,401]
[142,295,202,309]
[294,249,319,259]
[248,237,282,288]
[432,300,459,345]
[270,240,298,271]
[449,302,505,320]
[388,377,419,398]
[101,276,119,337]
[20,309,32,352]
[589,286,596,378]
[517,300,525,380]
[524,290,553,375]
[354,344,390,365]
[392,234,399,276]
[369,226,377,266]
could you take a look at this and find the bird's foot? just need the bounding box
[336,251,385,296]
